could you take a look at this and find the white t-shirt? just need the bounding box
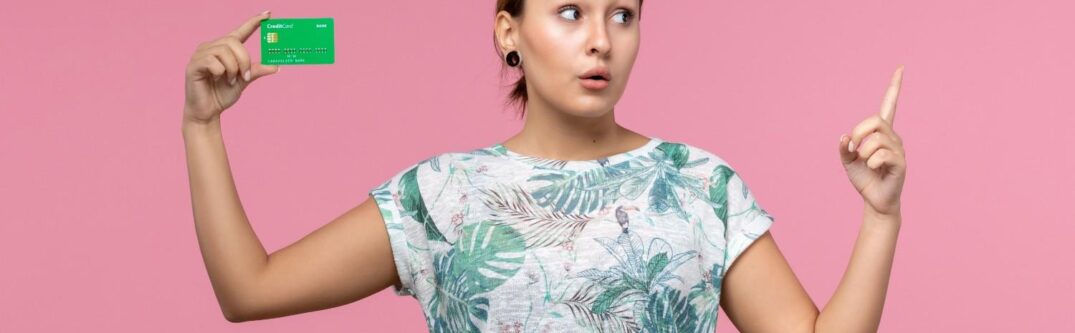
[369,136,774,332]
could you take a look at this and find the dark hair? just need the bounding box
[495,0,643,118]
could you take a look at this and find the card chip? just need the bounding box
[266,32,279,43]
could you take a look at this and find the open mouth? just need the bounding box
[579,67,611,89]
[579,76,610,90]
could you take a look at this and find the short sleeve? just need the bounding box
[368,164,428,297]
[714,164,775,282]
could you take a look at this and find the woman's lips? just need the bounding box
[579,67,611,90]
[580,78,609,90]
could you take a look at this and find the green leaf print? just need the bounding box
[369,181,398,225]
[648,175,687,220]
[399,166,449,243]
[528,161,654,215]
[582,233,698,293]
[655,142,691,169]
[619,172,651,200]
[651,142,710,170]
[526,142,713,222]
[452,220,526,292]
[688,262,727,332]
[430,252,489,333]
[478,184,598,248]
[708,164,736,227]
[688,279,720,333]
[427,220,525,332]
[562,233,699,331]
[708,163,776,229]
[592,285,632,314]
[644,252,670,283]
[710,262,726,288]
[641,287,700,333]
[558,282,641,333]
[646,143,711,220]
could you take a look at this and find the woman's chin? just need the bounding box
[560,97,618,117]
[561,105,613,118]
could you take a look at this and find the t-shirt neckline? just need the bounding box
[490,136,664,171]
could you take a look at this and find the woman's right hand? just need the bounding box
[184,10,280,124]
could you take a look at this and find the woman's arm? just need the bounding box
[720,231,818,332]
[722,67,907,332]
[182,118,266,321]
[181,11,403,322]
[183,118,400,322]
[813,207,900,332]
[720,208,900,333]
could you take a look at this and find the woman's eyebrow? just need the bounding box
[602,0,640,13]
[613,0,639,9]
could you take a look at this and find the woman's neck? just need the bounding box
[501,97,649,161]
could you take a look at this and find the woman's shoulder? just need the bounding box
[653,138,737,171]
[389,143,499,169]
[379,144,507,183]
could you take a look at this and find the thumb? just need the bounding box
[838,133,857,166]
[249,63,280,82]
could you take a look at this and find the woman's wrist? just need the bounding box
[863,202,902,231]
[182,112,222,136]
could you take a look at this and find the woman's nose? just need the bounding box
[587,21,611,56]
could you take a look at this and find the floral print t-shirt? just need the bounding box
[368,136,775,332]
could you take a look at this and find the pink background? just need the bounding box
[2,0,1072,331]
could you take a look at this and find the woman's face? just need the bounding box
[500,0,641,118]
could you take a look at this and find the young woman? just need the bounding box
[182,1,906,332]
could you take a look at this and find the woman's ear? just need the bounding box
[494,11,519,56]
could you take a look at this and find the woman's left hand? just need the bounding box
[839,66,907,218]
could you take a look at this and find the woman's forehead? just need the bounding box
[527,0,641,8]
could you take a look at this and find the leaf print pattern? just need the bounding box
[399,166,449,244]
[477,183,602,248]
[691,261,727,331]
[549,232,701,332]
[430,251,489,332]
[644,143,712,220]
[581,233,699,293]
[557,281,641,333]
[368,136,774,332]
[641,287,700,333]
[430,220,525,332]
[709,164,736,228]
[528,161,654,215]
[452,220,526,291]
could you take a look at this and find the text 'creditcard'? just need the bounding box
[260,18,334,65]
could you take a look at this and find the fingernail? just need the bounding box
[261,10,270,15]
[848,140,855,153]
[230,76,237,85]
[244,70,251,82]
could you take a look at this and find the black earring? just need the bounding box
[506,50,521,67]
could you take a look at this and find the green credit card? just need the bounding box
[260,18,334,65]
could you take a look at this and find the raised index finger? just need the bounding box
[229,10,272,43]
[879,65,905,125]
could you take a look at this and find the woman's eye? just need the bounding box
[613,11,632,24]
[559,8,580,21]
